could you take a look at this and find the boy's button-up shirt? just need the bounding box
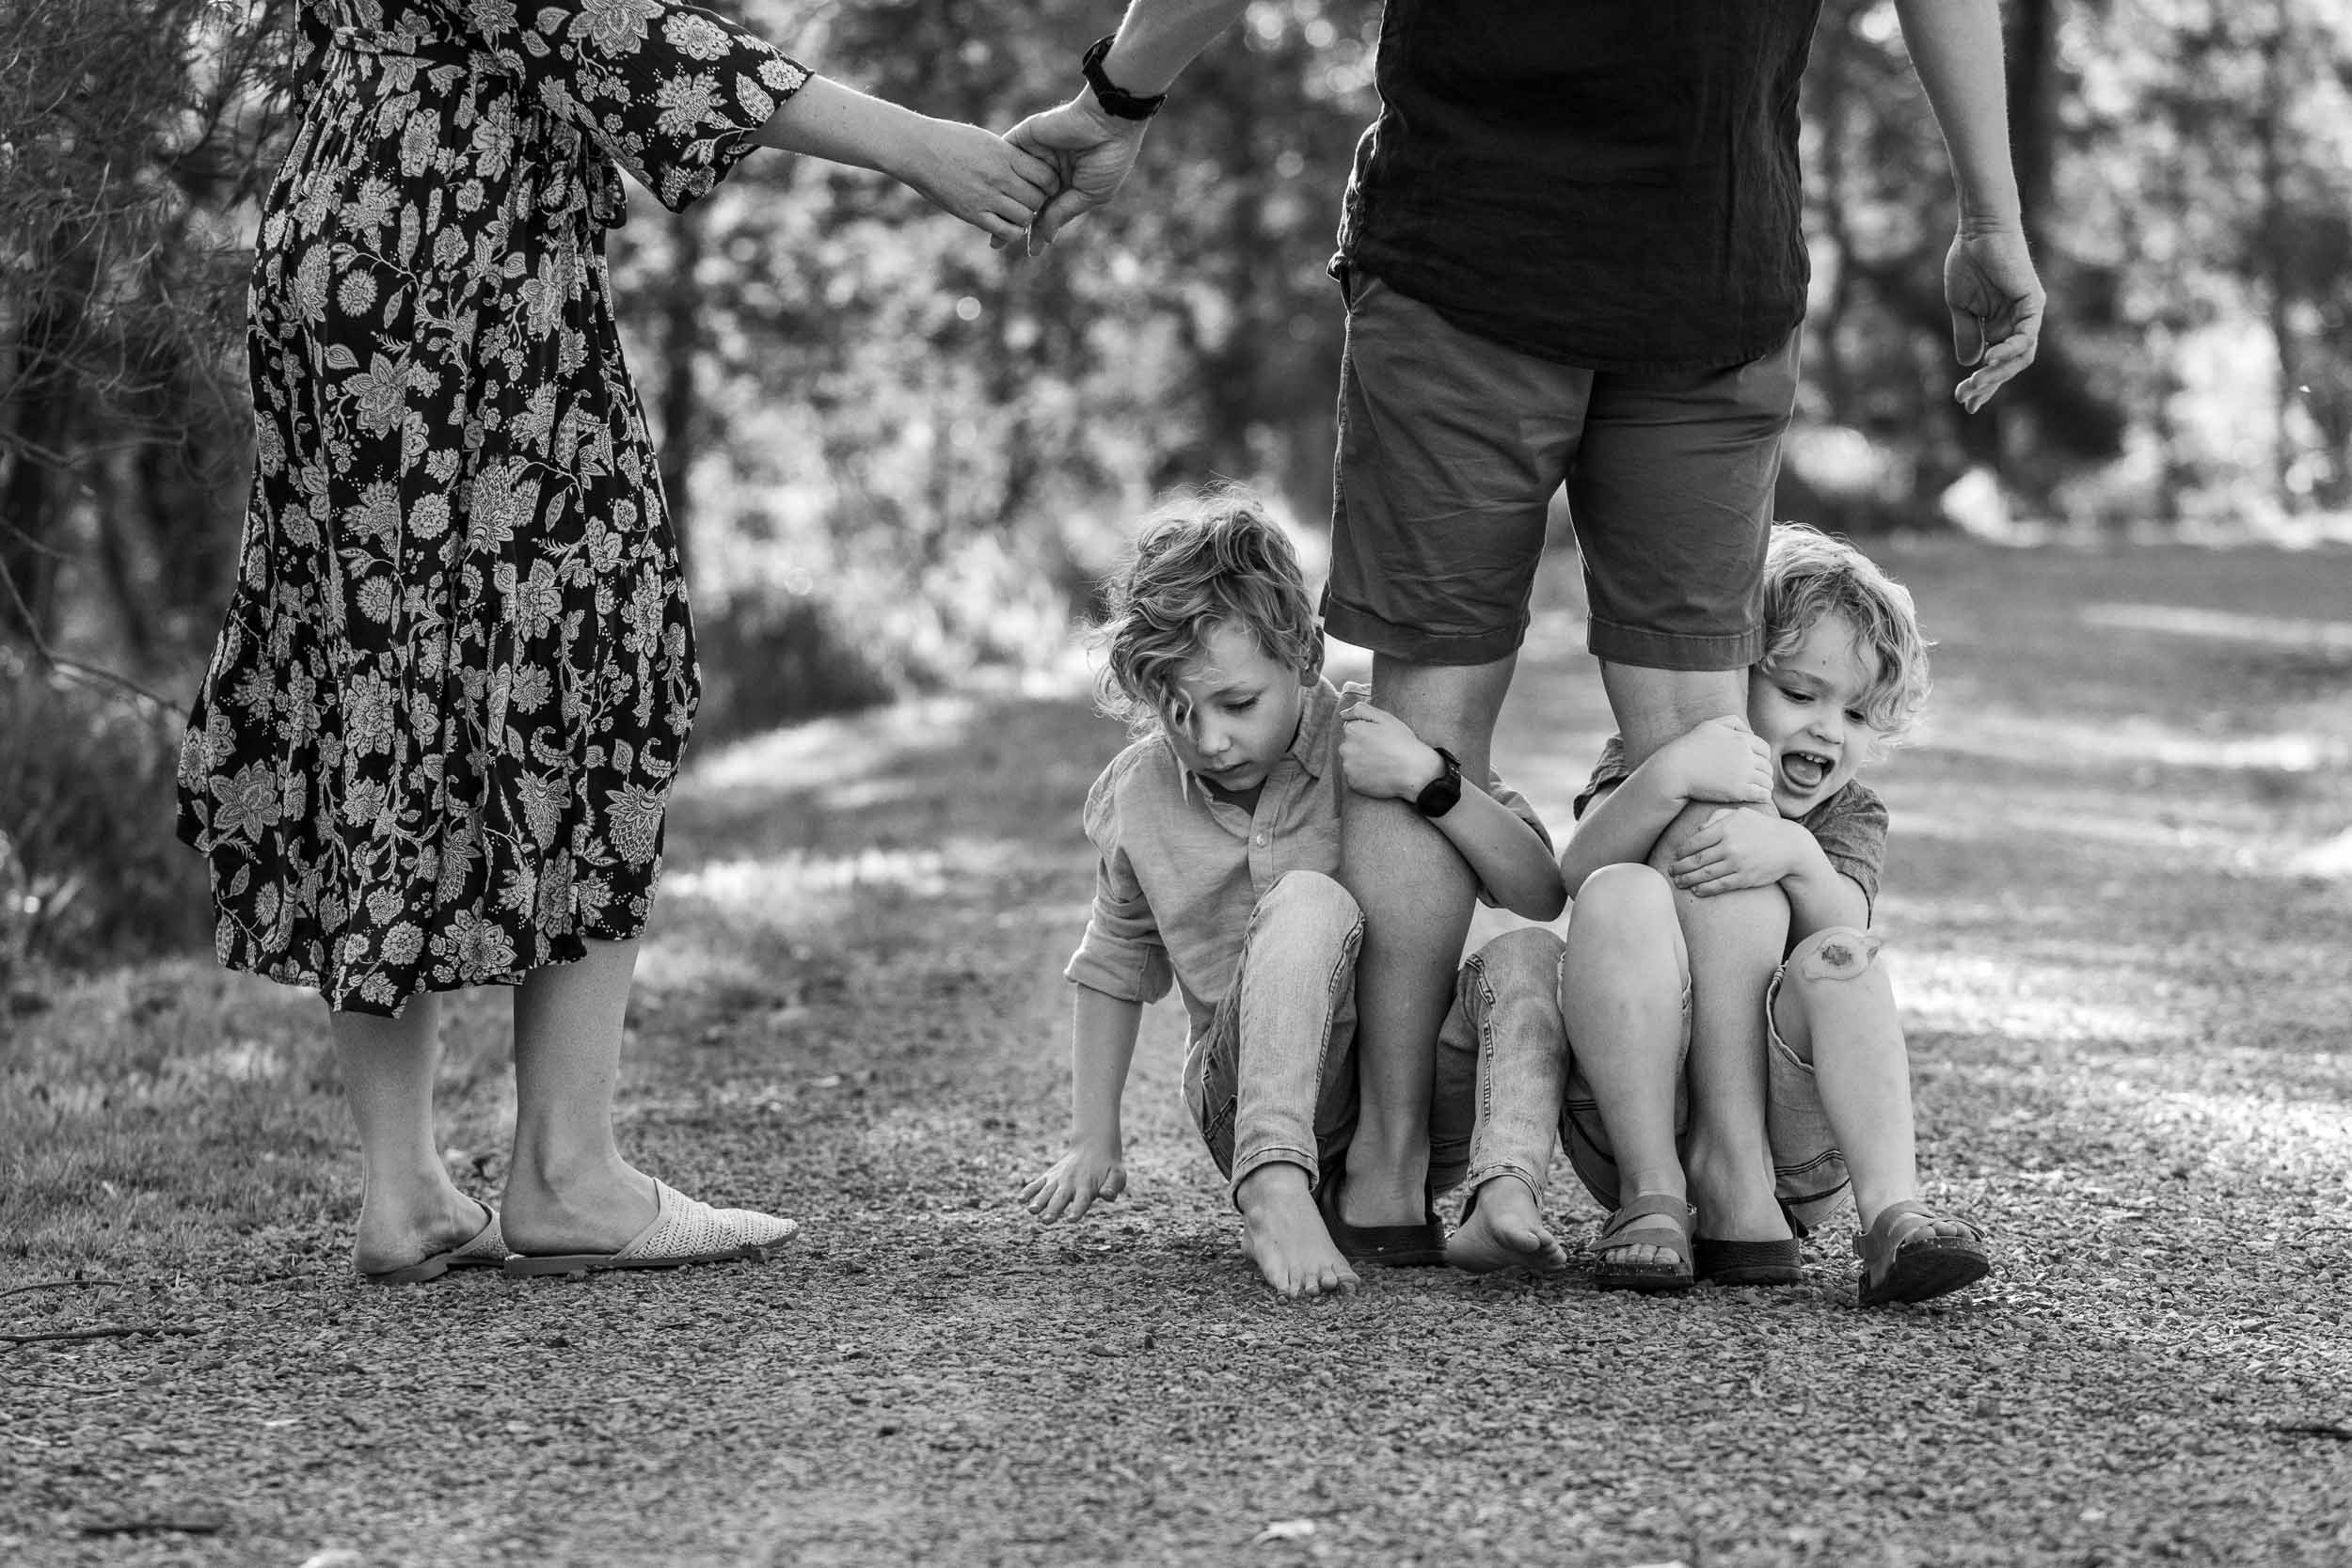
[1066,678,1549,1046]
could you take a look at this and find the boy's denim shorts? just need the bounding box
[1560,971,1852,1235]
[1324,269,1800,672]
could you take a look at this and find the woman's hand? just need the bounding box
[899,119,1057,245]
[1020,1138,1128,1223]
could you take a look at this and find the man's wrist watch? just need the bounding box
[1412,747,1463,819]
[1081,35,1167,121]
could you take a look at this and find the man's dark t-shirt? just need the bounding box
[1335,0,1826,373]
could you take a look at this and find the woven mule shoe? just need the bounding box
[360,1202,507,1286]
[503,1180,797,1277]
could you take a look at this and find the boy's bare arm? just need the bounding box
[1560,716,1772,895]
[1779,838,1872,939]
[1339,702,1566,921]
[1020,985,1141,1222]
[1667,814,1871,938]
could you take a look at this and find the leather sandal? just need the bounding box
[1591,1194,1695,1291]
[1855,1198,1989,1306]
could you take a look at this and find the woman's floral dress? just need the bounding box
[176,0,807,1015]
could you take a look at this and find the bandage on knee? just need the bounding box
[1797,927,1882,982]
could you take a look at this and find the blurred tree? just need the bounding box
[0,0,295,665]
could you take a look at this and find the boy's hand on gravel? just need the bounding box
[1669,807,1805,895]
[1021,1143,1128,1223]
[1339,700,1444,800]
[1661,716,1773,807]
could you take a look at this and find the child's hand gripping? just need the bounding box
[1020,1139,1128,1223]
[899,119,1057,245]
[1658,715,1774,807]
[1337,697,1444,800]
[1669,807,1811,896]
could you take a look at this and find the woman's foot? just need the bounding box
[498,1159,662,1258]
[1237,1165,1359,1300]
[1446,1177,1567,1274]
[1855,1199,1989,1306]
[504,1180,796,1276]
[355,1193,501,1284]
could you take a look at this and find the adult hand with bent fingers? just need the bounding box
[1000,97,1152,253]
[1946,225,2044,415]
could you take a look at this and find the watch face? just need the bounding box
[1416,756,1462,817]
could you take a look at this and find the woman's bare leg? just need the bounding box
[501,939,660,1255]
[332,994,492,1274]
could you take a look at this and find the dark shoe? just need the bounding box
[1314,1172,1447,1268]
[1692,1234,1804,1287]
[1854,1199,1990,1306]
[1591,1194,1694,1292]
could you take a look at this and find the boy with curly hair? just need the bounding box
[1556,523,1991,1304]
[1022,488,1568,1296]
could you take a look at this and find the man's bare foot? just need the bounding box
[1682,1136,1790,1250]
[1236,1165,1359,1300]
[1334,1154,1432,1230]
[1446,1177,1566,1274]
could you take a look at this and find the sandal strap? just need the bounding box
[1597,1193,1694,1248]
[1855,1198,1985,1259]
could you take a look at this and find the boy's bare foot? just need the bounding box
[1446,1176,1567,1274]
[1236,1164,1359,1300]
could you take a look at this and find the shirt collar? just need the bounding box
[1289,677,1343,782]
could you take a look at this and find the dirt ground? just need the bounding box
[4,541,2350,1566]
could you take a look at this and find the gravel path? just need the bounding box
[5,543,2349,1565]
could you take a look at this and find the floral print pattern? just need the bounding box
[176,0,807,1015]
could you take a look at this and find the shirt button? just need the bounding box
[1255,832,1267,847]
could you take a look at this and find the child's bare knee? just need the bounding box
[1788,926,1882,983]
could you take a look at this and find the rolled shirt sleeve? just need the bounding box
[424,0,810,209]
[1063,767,1175,1005]
[1804,782,1887,923]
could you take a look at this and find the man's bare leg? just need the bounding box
[1603,662,1791,1244]
[1337,652,1518,1228]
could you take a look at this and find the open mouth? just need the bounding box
[1780,750,1835,793]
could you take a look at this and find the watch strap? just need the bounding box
[1081,35,1167,121]
[1413,746,1463,819]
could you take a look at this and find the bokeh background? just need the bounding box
[5,0,2351,980]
